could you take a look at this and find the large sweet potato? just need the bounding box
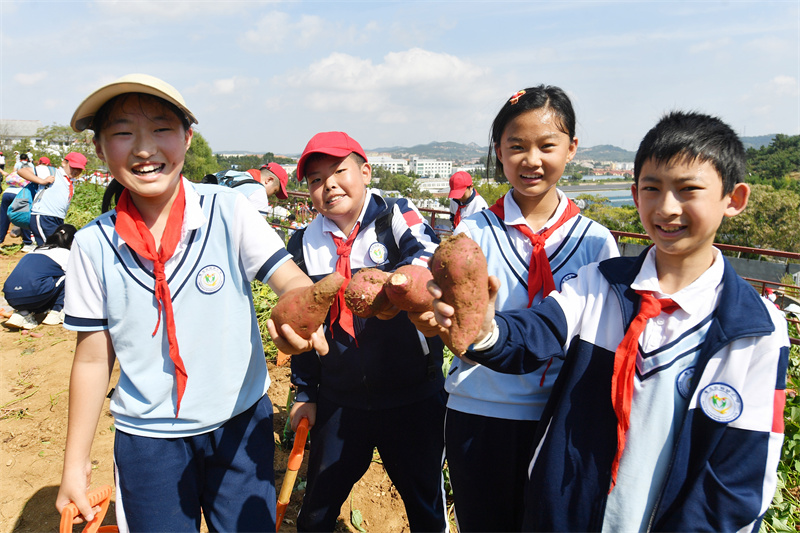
[385,264,434,313]
[429,233,489,354]
[271,272,345,339]
[344,268,391,318]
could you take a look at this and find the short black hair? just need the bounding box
[634,111,745,195]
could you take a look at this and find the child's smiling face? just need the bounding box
[633,156,749,271]
[305,153,371,235]
[94,94,192,206]
[495,107,577,212]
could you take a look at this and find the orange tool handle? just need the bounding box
[276,417,310,531]
[59,485,118,533]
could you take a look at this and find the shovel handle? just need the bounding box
[276,417,310,531]
[59,485,117,533]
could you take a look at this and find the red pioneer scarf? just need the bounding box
[114,180,187,416]
[488,195,580,307]
[608,291,679,492]
[329,222,361,339]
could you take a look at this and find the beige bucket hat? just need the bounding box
[71,73,197,132]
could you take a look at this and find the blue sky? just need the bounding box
[1,1,797,156]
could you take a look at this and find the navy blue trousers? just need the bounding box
[298,390,447,532]
[114,394,276,532]
[445,409,538,533]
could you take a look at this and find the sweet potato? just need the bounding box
[429,233,489,354]
[344,268,392,318]
[271,272,345,339]
[385,264,434,313]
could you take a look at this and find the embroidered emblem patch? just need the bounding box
[560,273,577,289]
[676,367,695,399]
[368,242,389,265]
[197,265,225,294]
[699,382,742,423]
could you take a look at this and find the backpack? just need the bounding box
[7,166,56,229]
[287,197,400,274]
[214,169,261,189]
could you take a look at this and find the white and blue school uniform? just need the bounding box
[64,179,290,530]
[30,165,72,245]
[449,188,488,227]
[468,247,789,532]
[3,246,69,312]
[445,189,618,532]
[289,189,448,532]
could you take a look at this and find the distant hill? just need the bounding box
[576,144,636,162]
[741,135,776,150]
[218,135,781,161]
[370,141,487,161]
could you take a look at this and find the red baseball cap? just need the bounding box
[262,162,289,199]
[296,131,367,181]
[448,171,473,199]
[64,152,88,170]
[38,156,51,165]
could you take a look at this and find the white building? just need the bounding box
[415,178,450,195]
[0,119,44,148]
[369,156,409,174]
[410,157,452,179]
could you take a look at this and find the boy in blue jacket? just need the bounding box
[427,111,789,532]
[287,131,447,532]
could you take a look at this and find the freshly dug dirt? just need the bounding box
[0,245,410,532]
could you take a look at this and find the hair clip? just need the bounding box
[509,89,526,105]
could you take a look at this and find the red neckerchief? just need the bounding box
[114,180,187,417]
[453,190,480,228]
[608,291,680,493]
[488,194,580,306]
[329,222,361,339]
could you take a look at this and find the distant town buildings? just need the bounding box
[0,119,44,148]
[369,156,410,174]
[409,157,452,179]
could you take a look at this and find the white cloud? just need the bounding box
[769,75,798,97]
[14,72,47,85]
[238,10,381,54]
[213,78,237,95]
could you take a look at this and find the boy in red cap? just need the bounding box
[448,170,487,228]
[18,151,86,247]
[261,162,289,201]
[286,131,447,532]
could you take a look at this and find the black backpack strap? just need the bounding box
[230,178,261,188]
[286,227,308,275]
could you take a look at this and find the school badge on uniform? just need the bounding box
[368,242,389,265]
[676,367,695,399]
[699,382,742,423]
[197,265,225,294]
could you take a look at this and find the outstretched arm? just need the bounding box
[56,331,115,524]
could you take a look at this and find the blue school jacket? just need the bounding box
[289,191,444,410]
[467,250,789,532]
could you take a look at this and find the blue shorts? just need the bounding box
[29,214,63,246]
[113,394,276,532]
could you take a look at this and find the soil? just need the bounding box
[0,241,411,532]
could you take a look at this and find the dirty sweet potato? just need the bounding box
[271,272,345,339]
[429,233,489,354]
[385,264,434,313]
[344,268,392,318]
